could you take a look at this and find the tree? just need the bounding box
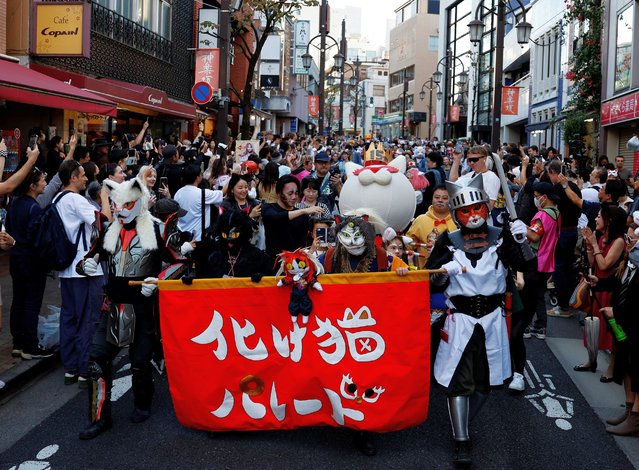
[200,0,319,139]
[562,0,604,156]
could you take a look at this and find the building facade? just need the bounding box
[386,0,440,139]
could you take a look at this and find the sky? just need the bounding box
[300,0,397,50]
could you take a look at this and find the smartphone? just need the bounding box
[455,142,463,153]
[560,164,566,176]
[315,227,335,246]
[315,227,328,243]
[160,177,168,188]
[126,149,137,166]
[29,134,38,151]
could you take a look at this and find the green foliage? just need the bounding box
[563,0,604,116]
[560,111,588,140]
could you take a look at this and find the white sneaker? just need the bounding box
[509,372,525,391]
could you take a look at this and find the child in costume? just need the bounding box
[426,174,526,464]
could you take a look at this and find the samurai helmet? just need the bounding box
[446,174,489,212]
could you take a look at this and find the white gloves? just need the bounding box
[180,241,195,255]
[83,254,100,276]
[141,277,158,297]
[510,219,528,243]
[441,261,463,276]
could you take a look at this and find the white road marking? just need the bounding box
[523,361,575,431]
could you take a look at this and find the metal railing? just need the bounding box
[91,3,172,63]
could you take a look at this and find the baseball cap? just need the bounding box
[154,198,187,217]
[315,151,330,162]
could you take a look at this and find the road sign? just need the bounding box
[191,81,214,105]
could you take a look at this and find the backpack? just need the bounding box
[32,191,86,271]
[426,168,444,188]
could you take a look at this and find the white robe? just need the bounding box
[433,242,512,388]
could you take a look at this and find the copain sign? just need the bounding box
[32,2,91,57]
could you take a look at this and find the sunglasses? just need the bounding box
[32,167,47,179]
[467,157,483,163]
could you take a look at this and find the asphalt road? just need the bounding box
[0,340,634,470]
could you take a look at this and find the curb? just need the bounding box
[0,353,60,402]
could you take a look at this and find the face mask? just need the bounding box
[534,196,544,209]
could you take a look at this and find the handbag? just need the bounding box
[569,276,591,311]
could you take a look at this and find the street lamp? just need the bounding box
[468,0,532,150]
[350,82,366,136]
[302,0,344,135]
[419,77,442,141]
[432,51,468,140]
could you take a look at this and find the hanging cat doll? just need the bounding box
[275,248,324,324]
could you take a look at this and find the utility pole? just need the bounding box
[216,0,230,159]
[318,0,328,136]
[338,19,346,136]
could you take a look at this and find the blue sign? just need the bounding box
[290,118,297,133]
[191,81,213,105]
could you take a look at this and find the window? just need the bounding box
[405,65,415,81]
[614,4,634,92]
[115,0,134,20]
[384,71,388,76]
[428,35,439,51]
[390,71,402,87]
[373,85,385,96]
[98,0,172,39]
[428,0,440,15]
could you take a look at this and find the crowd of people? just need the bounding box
[2,124,639,463]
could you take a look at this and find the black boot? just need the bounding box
[131,364,154,423]
[353,430,377,456]
[79,362,113,440]
[453,439,472,465]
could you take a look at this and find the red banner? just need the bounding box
[501,86,520,115]
[449,105,460,123]
[159,272,430,433]
[308,95,319,117]
[195,49,220,91]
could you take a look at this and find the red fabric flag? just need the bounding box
[501,86,520,115]
[159,271,431,433]
[449,105,460,123]
[308,96,319,117]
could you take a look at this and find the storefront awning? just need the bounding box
[0,60,117,116]
[525,122,550,132]
[252,108,272,120]
[31,64,196,120]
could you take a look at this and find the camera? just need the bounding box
[329,166,341,177]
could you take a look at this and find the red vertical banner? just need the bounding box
[501,86,520,115]
[158,272,431,433]
[449,105,460,123]
[331,104,340,121]
[195,49,220,90]
[308,96,319,117]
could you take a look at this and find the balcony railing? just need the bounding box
[91,3,172,63]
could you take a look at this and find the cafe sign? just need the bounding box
[31,2,91,57]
